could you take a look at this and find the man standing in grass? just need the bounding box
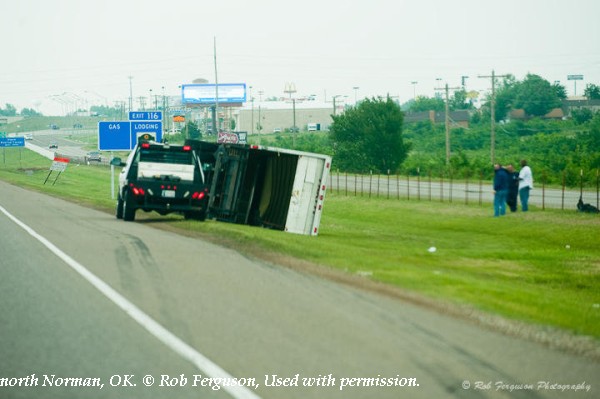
[493,163,509,217]
[505,163,520,212]
[518,159,534,212]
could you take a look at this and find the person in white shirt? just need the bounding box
[518,159,533,211]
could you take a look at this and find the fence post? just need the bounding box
[465,170,469,205]
[407,173,410,200]
[440,171,444,203]
[428,170,432,201]
[417,168,421,201]
[562,171,566,210]
[387,169,390,199]
[449,170,453,203]
[369,170,372,198]
[479,171,483,206]
[596,169,599,209]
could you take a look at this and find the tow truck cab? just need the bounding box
[112,141,209,221]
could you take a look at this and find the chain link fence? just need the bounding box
[328,169,600,211]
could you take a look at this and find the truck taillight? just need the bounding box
[192,191,205,200]
[141,143,150,149]
[183,145,191,151]
[132,186,145,196]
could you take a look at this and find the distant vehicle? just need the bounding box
[273,127,282,133]
[73,123,83,129]
[49,142,58,149]
[24,133,33,140]
[86,151,102,162]
[50,124,60,130]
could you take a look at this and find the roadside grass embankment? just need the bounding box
[1,148,599,347]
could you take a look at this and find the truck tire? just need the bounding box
[116,195,124,219]
[123,190,136,221]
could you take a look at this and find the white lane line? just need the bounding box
[0,205,261,399]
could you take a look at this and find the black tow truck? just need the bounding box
[111,140,209,221]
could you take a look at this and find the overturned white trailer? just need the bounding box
[189,141,332,236]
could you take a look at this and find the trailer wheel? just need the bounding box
[123,190,136,221]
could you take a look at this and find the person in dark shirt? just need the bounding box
[493,163,509,217]
[505,163,520,212]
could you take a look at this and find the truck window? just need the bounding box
[140,149,193,165]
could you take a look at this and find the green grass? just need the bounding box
[1,148,599,340]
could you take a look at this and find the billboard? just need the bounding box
[181,83,246,105]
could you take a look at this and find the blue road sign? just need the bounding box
[129,111,162,121]
[131,121,162,147]
[98,121,163,151]
[0,137,25,147]
[98,122,132,151]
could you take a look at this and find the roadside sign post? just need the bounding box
[44,156,70,186]
[0,136,25,164]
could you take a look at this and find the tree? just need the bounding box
[329,97,410,173]
[185,121,201,140]
[513,74,561,117]
[490,74,517,121]
[408,96,444,112]
[584,83,600,100]
[0,103,17,116]
[553,82,567,100]
[20,108,42,117]
[449,89,472,110]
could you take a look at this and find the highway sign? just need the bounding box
[98,121,163,151]
[98,122,132,151]
[0,137,25,147]
[567,75,584,80]
[131,121,162,147]
[129,111,162,121]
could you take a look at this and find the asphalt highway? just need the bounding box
[0,180,598,398]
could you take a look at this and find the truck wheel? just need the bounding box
[116,195,124,219]
[123,190,136,221]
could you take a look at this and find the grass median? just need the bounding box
[1,148,599,342]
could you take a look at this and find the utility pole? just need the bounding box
[435,83,461,165]
[479,70,508,164]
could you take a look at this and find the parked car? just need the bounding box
[86,151,102,162]
[23,133,33,140]
[49,142,58,149]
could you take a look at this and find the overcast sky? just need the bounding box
[1,0,599,115]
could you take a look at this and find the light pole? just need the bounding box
[128,76,133,112]
[411,81,418,100]
[353,86,360,105]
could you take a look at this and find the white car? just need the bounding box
[24,133,33,140]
